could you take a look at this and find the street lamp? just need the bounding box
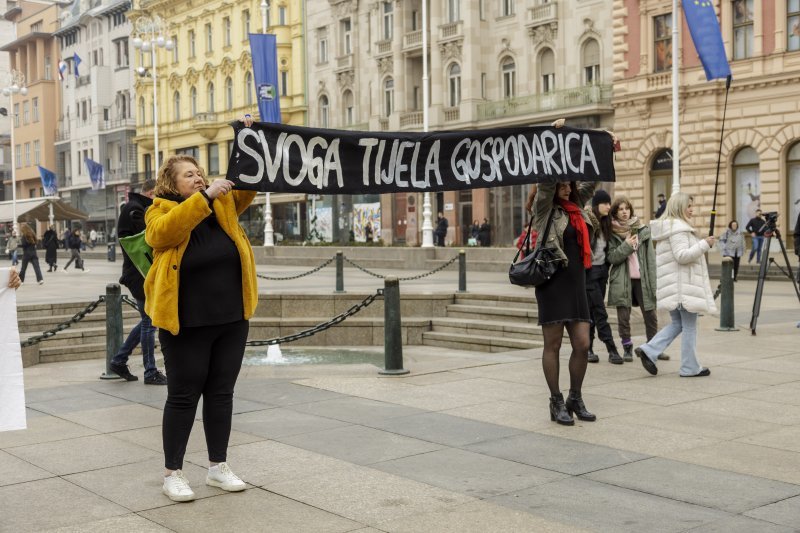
[131,15,173,174]
[420,0,433,247]
[261,0,275,247]
[1,69,28,234]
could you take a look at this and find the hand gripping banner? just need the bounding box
[226,122,615,194]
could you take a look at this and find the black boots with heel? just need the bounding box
[565,390,597,422]
[549,393,574,426]
[607,342,624,365]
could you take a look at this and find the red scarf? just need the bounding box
[557,198,592,269]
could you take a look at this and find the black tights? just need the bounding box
[541,321,590,396]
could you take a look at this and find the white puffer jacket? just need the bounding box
[650,218,717,314]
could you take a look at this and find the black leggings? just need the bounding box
[586,266,614,349]
[160,320,249,470]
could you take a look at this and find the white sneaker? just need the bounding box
[38,280,44,285]
[162,470,196,502]
[206,462,246,492]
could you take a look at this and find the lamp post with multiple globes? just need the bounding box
[2,69,28,234]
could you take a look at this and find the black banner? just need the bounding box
[226,122,615,194]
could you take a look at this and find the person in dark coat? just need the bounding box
[42,225,59,272]
[435,212,448,246]
[18,223,44,285]
[654,193,667,219]
[109,179,167,386]
[479,218,491,246]
[794,210,800,283]
[63,229,87,271]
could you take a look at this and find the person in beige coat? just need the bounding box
[635,192,716,377]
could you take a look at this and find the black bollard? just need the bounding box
[335,250,344,293]
[379,277,409,375]
[716,257,739,331]
[458,249,467,292]
[100,284,123,379]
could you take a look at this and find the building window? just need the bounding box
[790,0,800,51]
[501,0,515,17]
[33,140,40,165]
[481,73,487,99]
[15,145,20,168]
[205,23,213,52]
[281,71,288,96]
[448,0,460,23]
[173,91,181,121]
[383,77,394,116]
[245,72,253,105]
[501,57,515,99]
[12,103,18,126]
[654,13,672,72]
[224,17,231,47]
[341,18,352,55]
[190,86,197,116]
[733,0,754,59]
[44,56,52,80]
[582,39,600,85]
[208,143,220,175]
[733,146,760,225]
[188,30,196,58]
[115,39,129,67]
[448,63,461,107]
[207,82,215,112]
[171,36,179,62]
[24,143,30,166]
[382,2,393,40]
[319,94,329,128]
[32,98,39,122]
[540,49,555,93]
[225,77,233,110]
[788,143,800,233]
[319,36,328,63]
[31,21,42,32]
[22,101,29,124]
[279,6,287,25]
[243,10,251,35]
[343,90,354,125]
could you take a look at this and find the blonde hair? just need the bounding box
[154,155,208,197]
[663,192,693,223]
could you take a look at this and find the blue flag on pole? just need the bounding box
[85,158,105,190]
[248,33,282,123]
[73,53,82,77]
[683,1,732,81]
[37,166,58,196]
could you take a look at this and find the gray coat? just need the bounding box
[719,228,745,258]
[532,181,596,267]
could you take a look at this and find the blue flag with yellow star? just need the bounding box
[684,0,731,80]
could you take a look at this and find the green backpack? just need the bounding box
[118,230,154,277]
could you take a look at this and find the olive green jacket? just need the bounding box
[532,181,597,267]
[606,225,657,311]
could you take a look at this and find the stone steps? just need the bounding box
[422,331,543,352]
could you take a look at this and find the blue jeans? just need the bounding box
[638,307,703,376]
[749,235,764,263]
[9,249,18,266]
[111,297,157,377]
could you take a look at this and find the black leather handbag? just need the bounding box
[509,207,560,288]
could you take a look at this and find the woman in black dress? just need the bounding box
[532,181,595,426]
[42,225,59,272]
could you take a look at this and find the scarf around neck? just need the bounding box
[612,216,643,238]
[557,198,592,269]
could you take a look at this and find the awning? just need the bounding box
[0,198,89,224]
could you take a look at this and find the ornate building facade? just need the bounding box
[306,0,615,245]
[612,0,800,240]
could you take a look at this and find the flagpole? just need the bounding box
[709,75,732,236]
[671,0,680,194]
[420,0,434,248]
[261,0,274,247]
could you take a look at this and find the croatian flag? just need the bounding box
[57,61,68,81]
[37,166,58,196]
[85,158,105,190]
[73,53,82,77]
[248,33,281,123]
[683,1,732,81]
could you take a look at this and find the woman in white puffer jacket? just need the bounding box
[634,192,716,377]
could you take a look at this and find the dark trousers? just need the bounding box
[586,265,614,350]
[64,249,83,270]
[160,320,249,470]
[731,255,741,280]
[19,253,43,283]
[616,278,658,344]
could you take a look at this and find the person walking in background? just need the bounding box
[61,227,71,249]
[145,154,257,502]
[531,181,597,426]
[89,228,98,249]
[470,220,480,245]
[364,221,373,243]
[5,230,18,266]
[636,192,716,377]
[17,224,44,285]
[746,209,766,264]
[794,210,800,283]
[435,212,448,246]
[110,179,167,386]
[720,220,745,282]
[654,193,667,219]
[585,189,622,364]
[42,225,59,272]
[63,228,88,272]
[607,197,661,362]
[479,218,491,246]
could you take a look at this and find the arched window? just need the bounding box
[383,77,394,117]
[501,57,515,99]
[649,149,673,216]
[319,94,329,128]
[788,143,800,232]
[582,39,600,85]
[173,91,180,121]
[225,77,233,110]
[540,48,555,93]
[245,72,253,106]
[448,63,461,107]
[733,147,760,224]
[207,82,215,112]
[138,96,145,124]
[342,90,354,125]
[190,86,197,116]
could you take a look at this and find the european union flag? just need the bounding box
[248,33,282,124]
[684,1,732,81]
[85,158,105,190]
[37,165,58,196]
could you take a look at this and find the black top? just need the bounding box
[746,216,766,236]
[118,192,153,300]
[20,236,37,257]
[178,213,243,328]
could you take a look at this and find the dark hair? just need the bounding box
[553,181,581,205]
[728,220,739,230]
[141,179,156,193]
[592,204,613,241]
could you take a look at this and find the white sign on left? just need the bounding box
[0,268,26,432]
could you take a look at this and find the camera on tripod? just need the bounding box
[763,211,779,226]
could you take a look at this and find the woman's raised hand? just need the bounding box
[205,179,235,200]
[7,269,21,289]
[242,114,254,128]
[705,236,716,248]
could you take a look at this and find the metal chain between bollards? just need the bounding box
[256,257,336,281]
[245,289,384,346]
[21,296,106,347]
[343,254,460,281]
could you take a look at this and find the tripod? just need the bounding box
[750,227,800,335]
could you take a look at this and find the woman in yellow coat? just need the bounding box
[145,153,257,502]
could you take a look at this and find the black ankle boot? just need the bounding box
[565,390,597,422]
[607,343,623,365]
[587,348,599,363]
[549,393,574,426]
[623,344,634,362]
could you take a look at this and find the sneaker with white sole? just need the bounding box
[206,462,246,492]
[163,470,196,502]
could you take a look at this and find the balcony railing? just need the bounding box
[403,30,422,50]
[376,40,392,55]
[378,118,389,131]
[647,72,671,89]
[336,54,353,71]
[76,74,91,87]
[55,126,70,142]
[439,21,463,40]
[399,111,423,128]
[342,122,369,131]
[527,1,558,26]
[99,117,136,131]
[444,107,460,122]
[477,84,612,121]
[192,112,218,124]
